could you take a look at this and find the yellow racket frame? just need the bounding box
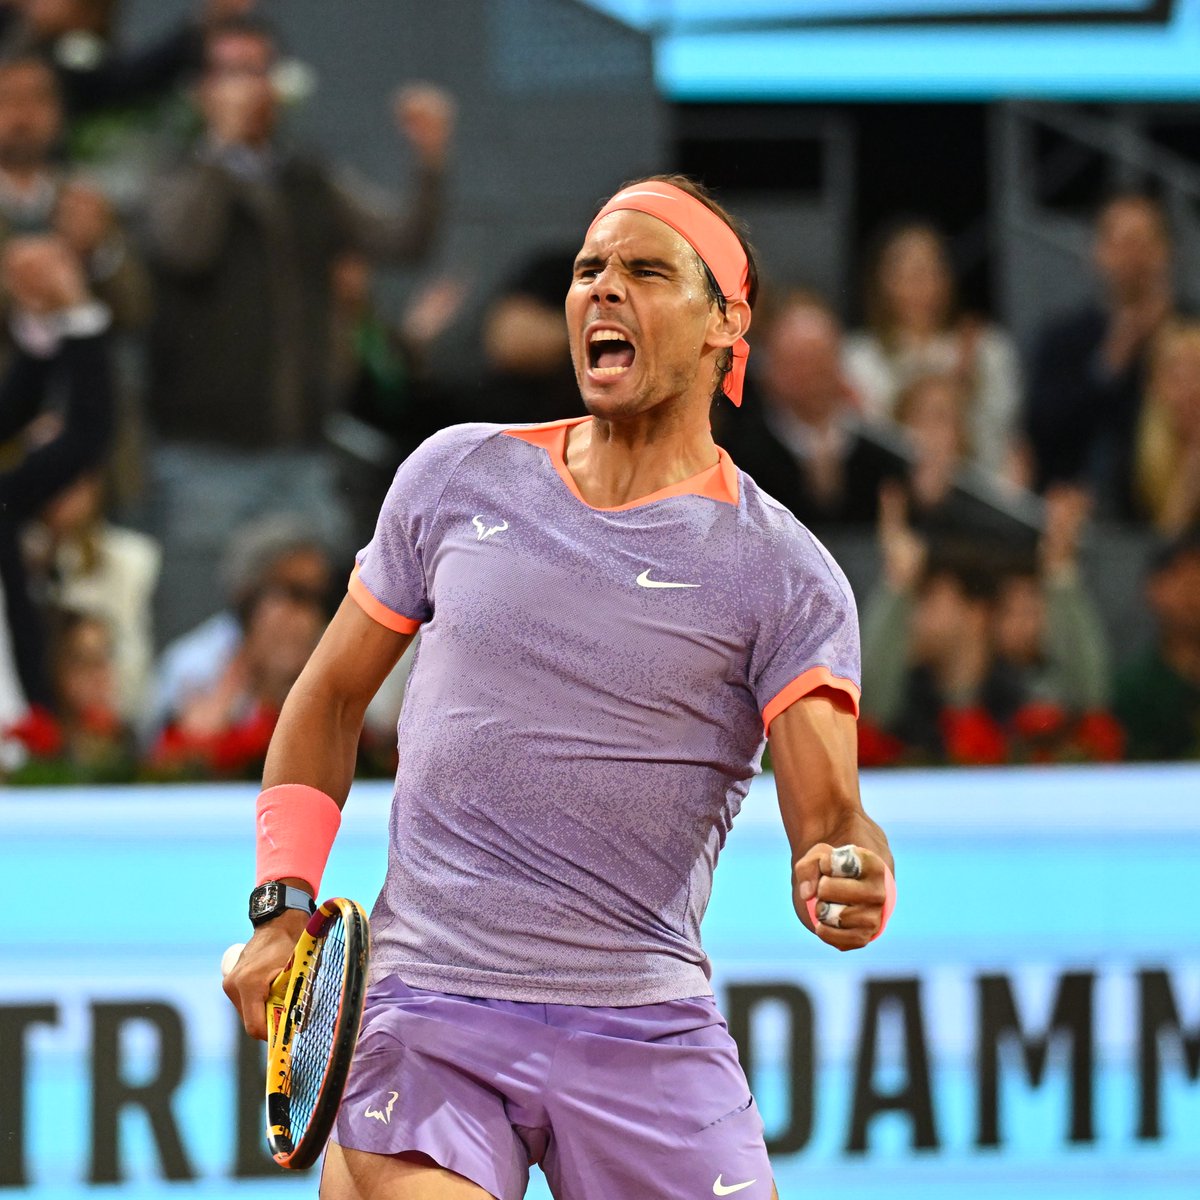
[264,896,370,1169]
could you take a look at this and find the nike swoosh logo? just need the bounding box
[715,1176,753,1195]
[636,569,700,589]
[713,1177,757,1196]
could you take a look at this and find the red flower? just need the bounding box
[940,706,1008,766]
[210,706,278,774]
[5,705,64,758]
[1012,701,1068,741]
[857,720,906,767]
[1074,710,1126,762]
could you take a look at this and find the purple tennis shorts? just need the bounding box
[330,975,774,1200]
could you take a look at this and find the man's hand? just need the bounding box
[393,83,455,167]
[794,842,890,951]
[2,236,90,313]
[222,908,310,1040]
[54,181,116,261]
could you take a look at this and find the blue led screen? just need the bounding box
[4,767,1199,1199]
[578,0,1200,99]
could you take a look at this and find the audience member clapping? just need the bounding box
[144,16,454,627]
[1114,530,1200,760]
[844,220,1022,481]
[860,483,1121,765]
[0,0,260,117]
[0,233,113,711]
[1133,320,1200,535]
[0,55,148,335]
[892,371,1040,547]
[859,490,1013,764]
[1026,193,1177,518]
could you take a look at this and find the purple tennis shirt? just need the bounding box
[348,418,861,1006]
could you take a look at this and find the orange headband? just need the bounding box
[588,180,751,407]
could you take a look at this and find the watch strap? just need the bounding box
[249,881,316,926]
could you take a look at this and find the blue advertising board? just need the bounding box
[3,766,1198,1199]
[579,0,1200,100]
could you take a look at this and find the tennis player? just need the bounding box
[224,175,895,1200]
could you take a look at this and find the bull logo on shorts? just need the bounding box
[364,1091,399,1123]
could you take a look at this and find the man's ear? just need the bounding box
[708,297,751,350]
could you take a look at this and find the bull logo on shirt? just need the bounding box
[472,515,509,541]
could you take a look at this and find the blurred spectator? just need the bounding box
[47,606,131,769]
[0,233,113,710]
[1134,320,1200,535]
[22,468,160,720]
[0,0,258,116]
[723,293,901,529]
[859,490,1013,762]
[325,252,467,549]
[1114,530,1200,760]
[149,576,327,778]
[1,605,133,780]
[0,54,149,333]
[148,512,331,738]
[860,483,1118,765]
[989,485,1113,715]
[892,371,1041,548]
[144,16,454,632]
[844,220,1022,480]
[475,247,580,426]
[1026,192,1177,518]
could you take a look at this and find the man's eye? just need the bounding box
[635,269,662,278]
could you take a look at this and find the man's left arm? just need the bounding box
[335,85,454,265]
[768,688,894,951]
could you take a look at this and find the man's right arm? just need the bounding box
[224,595,414,1038]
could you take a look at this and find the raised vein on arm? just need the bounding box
[768,689,893,880]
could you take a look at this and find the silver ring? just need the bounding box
[817,901,846,929]
[830,845,862,879]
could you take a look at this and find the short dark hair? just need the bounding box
[203,15,281,67]
[610,173,759,404]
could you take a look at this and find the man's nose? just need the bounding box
[590,265,626,305]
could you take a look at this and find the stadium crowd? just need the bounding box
[1,0,1198,783]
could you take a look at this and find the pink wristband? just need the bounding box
[255,783,343,895]
[805,863,897,942]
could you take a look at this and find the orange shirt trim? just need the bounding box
[505,418,740,511]
[762,666,861,734]
[348,564,422,634]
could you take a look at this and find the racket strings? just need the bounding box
[287,919,347,1138]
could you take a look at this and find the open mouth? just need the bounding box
[588,328,636,376]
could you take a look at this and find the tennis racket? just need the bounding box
[264,897,371,1169]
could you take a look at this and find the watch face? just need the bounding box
[251,882,280,919]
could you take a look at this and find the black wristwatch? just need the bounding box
[249,881,316,926]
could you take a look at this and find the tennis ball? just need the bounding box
[221,943,246,978]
